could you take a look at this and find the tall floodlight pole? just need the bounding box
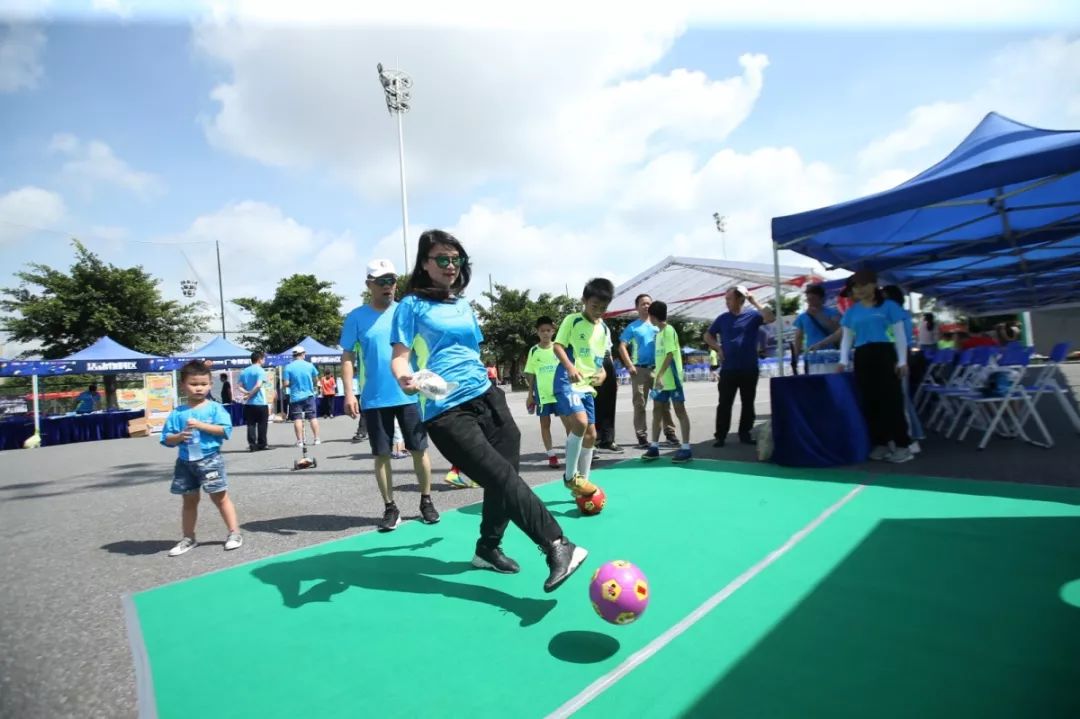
[215,240,227,338]
[713,212,727,259]
[377,63,413,271]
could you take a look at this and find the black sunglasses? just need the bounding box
[429,255,464,269]
[369,276,397,287]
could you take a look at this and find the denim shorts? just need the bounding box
[288,395,317,420]
[554,390,595,424]
[171,453,228,495]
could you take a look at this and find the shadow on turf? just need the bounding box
[548,631,620,664]
[685,515,1080,718]
[242,514,382,535]
[250,537,557,627]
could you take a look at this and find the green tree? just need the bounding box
[0,240,210,405]
[233,274,344,352]
[767,293,802,316]
[472,284,578,388]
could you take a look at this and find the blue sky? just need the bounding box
[1,2,1078,354]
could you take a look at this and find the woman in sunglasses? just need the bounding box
[390,229,588,593]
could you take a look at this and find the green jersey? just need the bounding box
[654,324,684,390]
[524,343,559,406]
[553,312,611,396]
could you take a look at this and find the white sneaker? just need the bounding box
[909,441,922,455]
[296,440,305,448]
[224,532,243,551]
[314,438,322,446]
[168,537,197,557]
[869,445,892,461]
[888,447,915,464]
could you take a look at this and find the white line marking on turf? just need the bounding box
[122,593,158,719]
[545,483,866,719]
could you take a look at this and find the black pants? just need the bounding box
[715,369,759,439]
[425,386,562,551]
[595,356,618,444]
[243,404,269,449]
[319,395,334,417]
[854,343,910,448]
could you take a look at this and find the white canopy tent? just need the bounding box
[608,256,821,321]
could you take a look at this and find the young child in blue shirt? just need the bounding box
[389,229,587,593]
[160,360,241,556]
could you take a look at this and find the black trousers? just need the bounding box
[595,356,618,444]
[425,386,563,551]
[715,369,759,439]
[243,404,269,449]
[854,343,911,448]
[319,395,334,417]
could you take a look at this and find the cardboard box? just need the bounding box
[127,415,150,438]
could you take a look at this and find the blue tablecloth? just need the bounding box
[770,373,871,467]
[0,409,145,451]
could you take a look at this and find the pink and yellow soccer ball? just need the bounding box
[589,560,650,625]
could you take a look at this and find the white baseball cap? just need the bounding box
[291,346,306,355]
[734,284,750,298]
[366,258,397,278]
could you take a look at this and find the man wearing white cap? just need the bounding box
[340,259,439,531]
[283,345,321,446]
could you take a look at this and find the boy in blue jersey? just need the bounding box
[341,258,440,532]
[524,316,561,470]
[160,360,241,557]
[553,278,613,498]
[283,346,321,446]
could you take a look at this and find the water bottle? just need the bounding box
[185,427,203,460]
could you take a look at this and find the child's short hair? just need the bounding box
[583,277,614,303]
[535,316,554,329]
[180,360,212,382]
[648,300,668,322]
[219,372,228,380]
[250,350,265,363]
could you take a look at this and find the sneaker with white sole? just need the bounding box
[314,439,322,446]
[869,445,892,461]
[888,447,915,463]
[168,537,197,557]
[543,537,588,593]
[296,440,305,448]
[224,532,243,550]
[909,441,921,455]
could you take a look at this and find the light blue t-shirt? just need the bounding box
[841,299,906,347]
[389,294,491,421]
[283,359,318,402]
[74,390,98,413]
[793,307,841,347]
[619,319,659,366]
[159,401,233,461]
[340,303,417,410]
[237,364,267,406]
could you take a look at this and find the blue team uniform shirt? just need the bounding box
[841,300,906,347]
[340,303,417,410]
[74,390,98,413]
[708,310,764,372]
[389,294,491,422]
[159,401,233,461]
[793,307,841,347]
[237,364,267,406]
[619,319,659,366]
[283,359,318,401]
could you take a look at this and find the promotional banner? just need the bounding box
[116,387,147,412]
[144,373,176,433]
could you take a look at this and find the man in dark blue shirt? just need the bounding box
[704,286,775,447]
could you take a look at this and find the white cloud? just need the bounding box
[0,186,65,243]
[0,22,45,92]
[48,133,165,198]
[90,0,133,19]
[858,35,1080,177]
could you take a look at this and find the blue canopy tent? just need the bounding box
[270,336,343,366]
[174,336,255,368]
[768,112,1080,376]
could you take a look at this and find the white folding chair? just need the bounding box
[1015,341,1080,439]
[953,345,1054,449]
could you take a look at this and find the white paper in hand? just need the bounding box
[413,369,459,400]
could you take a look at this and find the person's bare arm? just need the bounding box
[390,344,419,394]
[618,341,636,375]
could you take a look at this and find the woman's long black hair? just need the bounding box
[405,229,472,301]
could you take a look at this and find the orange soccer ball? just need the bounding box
[575,487,606,516]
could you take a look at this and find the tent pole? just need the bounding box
[772,242,785,377]
[1021,311,1034,347]
[32,374,41,440]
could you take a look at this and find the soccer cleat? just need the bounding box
[564,472,598,497]
[543,538,588,593]
[547,455,561,470]
[472,545,521,574]
[419,495,441,524]
[672,448,693,463]
[224,532,243,551]
[168,537,197,557]
[444,468,478,489]
[641,446,660,461]
[869,445,892,461]
[378,504,401,532]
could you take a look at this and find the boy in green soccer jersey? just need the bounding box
[552,278,613,497]
[525,316,562,470]
[641,301,693,463]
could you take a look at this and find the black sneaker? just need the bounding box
[378,504,401,532]
[598,441,623,453]
[713,438,726,448]
[471,545,520,574]
[635,435,649,449]
[543,537,588,593]
[739,434,757,446]
[419,495,440,524]
[662,437,680,448]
